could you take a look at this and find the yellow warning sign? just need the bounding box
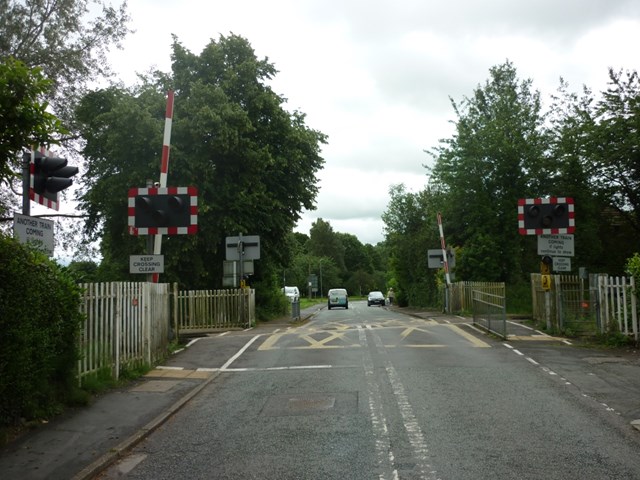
[541,274,552,291]
[540,261,551,275]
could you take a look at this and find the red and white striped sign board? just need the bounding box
[518,197,575,235]
[128,186,198,236]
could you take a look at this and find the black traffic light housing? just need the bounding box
[518,197,574,234]
[29,150,79,204]
[525,204,567,229]
[134,193,191,229]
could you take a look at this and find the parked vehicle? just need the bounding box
[327,288,348,309]
[282,286,300,302]
[367,291,385,306]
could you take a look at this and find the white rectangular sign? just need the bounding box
[552,257,571,272]
[225,235,260,261]
[13,213,54,256]
[537,234,574,257]
[130,255,164,274]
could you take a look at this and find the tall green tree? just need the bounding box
[0,0,131,122]
[382,183,439,307]
[546,80,606,270]
[586,69,640,234]
[337,232,379,295]
[548,70,640,273]
[76,34,326,292]
[430,61,546,283]
[307,218,345,270]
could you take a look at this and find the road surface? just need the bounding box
[101,301,640,479]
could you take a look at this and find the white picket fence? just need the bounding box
[598,275,638,339]
[77,283,256,382]
[78,282,170,381]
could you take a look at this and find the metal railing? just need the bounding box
[174,286,256,335]
[77,283,256,382]
[446,281,505,313]
[472,290,507,339]
[78,282,170,381]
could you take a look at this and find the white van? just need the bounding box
[282,286,300,302]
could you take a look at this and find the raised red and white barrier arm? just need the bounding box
[152,91,175,282]
[437,212,451,286]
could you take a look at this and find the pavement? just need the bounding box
[0,303,639,479]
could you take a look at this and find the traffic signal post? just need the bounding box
[128,185,198,282]
[518,197,576,330]
[22,148,79,215]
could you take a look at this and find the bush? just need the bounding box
[0,233,84,427]
[505,282,533,315]
[625,253,640,294]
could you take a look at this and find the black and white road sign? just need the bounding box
[13,213,54,256]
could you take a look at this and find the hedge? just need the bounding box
[0,233,84,426]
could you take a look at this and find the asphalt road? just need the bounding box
[100,301,640,479]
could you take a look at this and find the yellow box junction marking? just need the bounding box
[258,320,490,350]
[444,324,491,348]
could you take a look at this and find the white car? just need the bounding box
[282,286,300,302]
[327,288,348,310]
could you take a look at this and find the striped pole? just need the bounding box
[152,90,175,283]
[437,212,451,285]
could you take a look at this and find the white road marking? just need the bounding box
[372,334,438,480]
[220,335,261,370]
[358,326,399,480]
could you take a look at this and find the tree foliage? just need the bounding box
[283,220,388,298]
[382,184,439,306]
[384,61,640,310]
[429,61,545,283]
[547,70,640,273]
[0,0,131,121]
[76,34,326,295]
[307,218,345,270]
[0,57,66,205]
[585,69,640,233]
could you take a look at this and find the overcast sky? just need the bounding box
[103,0,640,245]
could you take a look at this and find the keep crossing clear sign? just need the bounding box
[129,255,164,274]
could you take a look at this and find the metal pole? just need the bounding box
[238,232,244,286]
[146,179,154,283]
[545,290,551,331]
[22,151,31,216]
[238,233,246,326]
